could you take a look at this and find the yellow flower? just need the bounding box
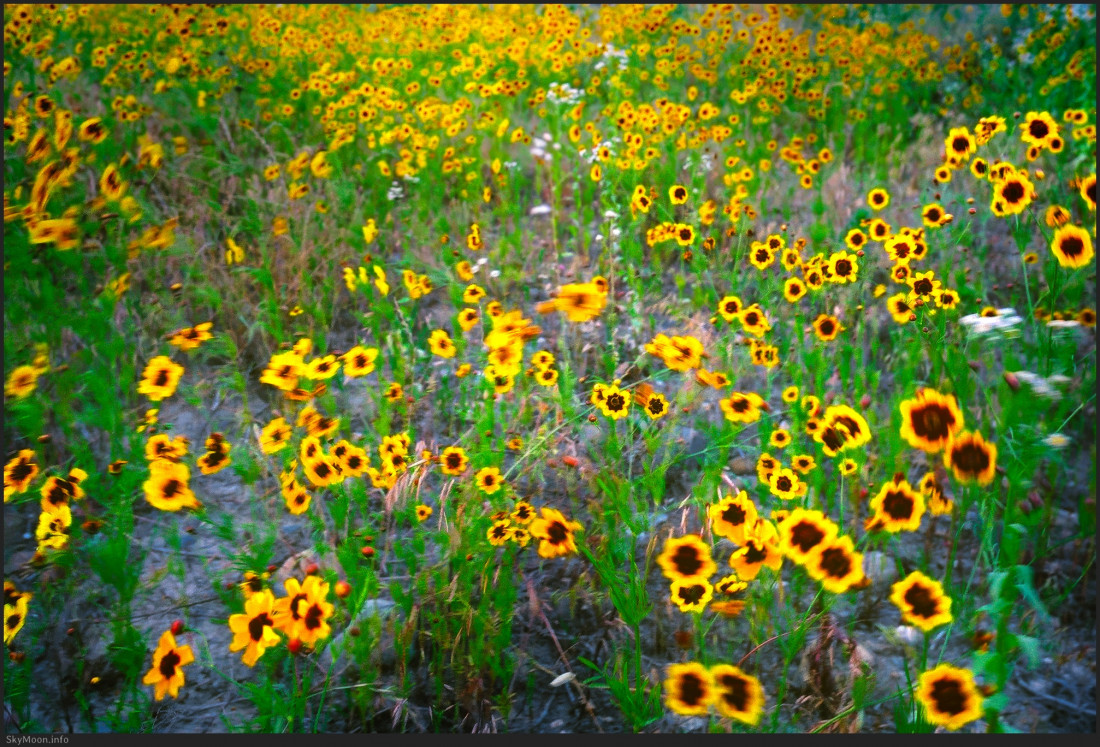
[143,630,195,701]
[228,589,281,667]
[5,365,39,399]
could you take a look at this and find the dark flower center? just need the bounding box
[546,521,568,544]
[882,490,914,520]
[290,594,308,620]
[903,583,939,619]
[159,650,181,678]
[679,673,706,706]
[248,613,273,642]
[1027,119,1049,140]
[672,545,704,576]
[676,583,707,605]
[1058,236,1084,258]
[819,546,852,578]
[789,521,825,552]
[1001,181,1024,203]
[718,673,750,712]
[930,677,968,716]
[162,479,180,498]
[743,541,767,564]
[911,403,953,440]
[951,442,990,474]
[721,503,746,526]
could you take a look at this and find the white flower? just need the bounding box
[1012,371,1063,401]
[1047,319,1082,328]
[529,204,552,216]
[1043,433,1071,449]
[960,309,1023,336]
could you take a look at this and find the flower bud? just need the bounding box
[170,619,184,635]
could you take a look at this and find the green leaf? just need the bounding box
[1014,565,1052,623]
[1013,634,1042,670]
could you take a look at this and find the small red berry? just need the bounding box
[361,546,375,558]
[304,562,319,576]
[170,619,184,636]
[287,638,302,655]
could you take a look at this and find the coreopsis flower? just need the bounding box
[658,534,716,582]
[305,355,340,380]
[475,467,504,495]
[943,431,997,486]
[717,295,743,322]
[260,351,304,391]
[138,356,184,402]
[891,571,953,631]
[867,188,890,210]
[272,576,334,646]
[167,323,213,351]
[342,346,379,377]
[1049,224,1094,269]
[35,503,71,551]
[646,334,706,371]
[144,460,200,512]
[710,664,765,725]
[670,577,713,613]
[197,433,231,475]
[777,509,838,566]
[143,630,195,701]
[528,507,583,558]
[899,389,965,453]
[373,266,389,296]
[720,392,765,424]
[812,314,843,342]
[664,662,715,716]
[228,589,281,667]
[804,535,865,593]
[595,383,630,420]
[709,491,757,545]
[4,582,31,646]
[259,418,292,454]
[39,468,87,511]
[145,434,190,462]
[537,282,607,322]
[867,477,925,533]
[5,365,39,399]
[915,664,984,731]
[428,329,456,358]
[4,450,39,501]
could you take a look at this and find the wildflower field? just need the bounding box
[3,3,1097,735]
